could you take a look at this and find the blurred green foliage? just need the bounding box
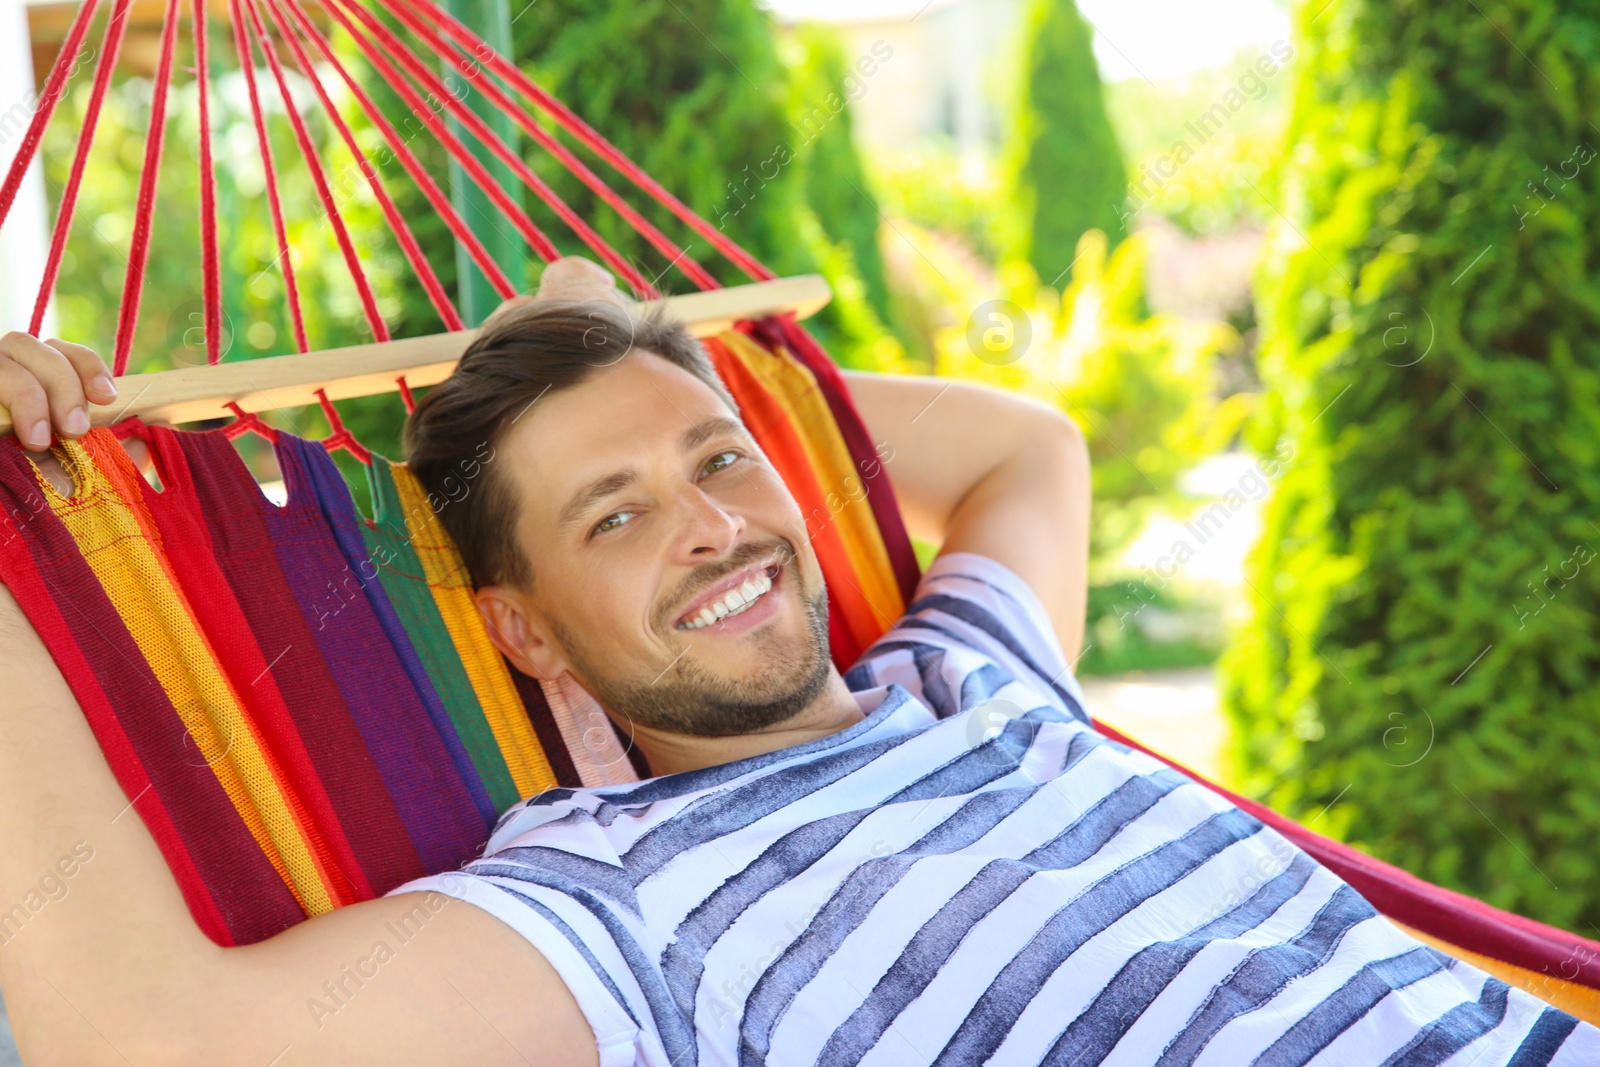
[491,0,899,370]
[1103,42,1295,236]
[44,41,404,501]
[46,69,392,371]
[781,24,895,333]
[871,147,1020,268]
[1080,577,1224,677]
[930,229,1244,572]
[1006,0,1128,284]
[1219,0,1600,932]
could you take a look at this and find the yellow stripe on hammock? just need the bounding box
[390,462,557,799]
[1392,921,1600,1026]
[41,437,335,916]
[715,329,905,638]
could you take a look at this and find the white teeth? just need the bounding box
[677,570,775,629]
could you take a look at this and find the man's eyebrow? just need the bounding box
[555,416,749,536]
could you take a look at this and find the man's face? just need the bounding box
[491,350,833,738]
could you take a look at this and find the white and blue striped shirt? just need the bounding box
[392,552,1599,1066]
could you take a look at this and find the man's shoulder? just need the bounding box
[845,551,1092,726]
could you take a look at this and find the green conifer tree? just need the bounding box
[1010,0,1128,285]
[1221,0,1600,931]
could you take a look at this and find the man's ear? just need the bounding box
[474,584,570,682]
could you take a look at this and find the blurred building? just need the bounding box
[765,0,1024,172]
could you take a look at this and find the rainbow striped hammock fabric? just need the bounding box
[0,313,1596,1023]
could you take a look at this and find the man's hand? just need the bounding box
[0,333,138,497]
[0,332,119,452]
[485,255,628,325]
[0,333,170,496]
[840,369,1091,664]
[3,258,623,453]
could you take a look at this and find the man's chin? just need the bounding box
[689,629,820,693]
[568,583,833,738]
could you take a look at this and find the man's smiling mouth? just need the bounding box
[674,559,783,630]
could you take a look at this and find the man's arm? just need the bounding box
[0,322,602,1064]
[840,369,1091,663]
[0,580,595,1066]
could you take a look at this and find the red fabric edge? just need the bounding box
[757,315,925,607]
[0,500,234,946]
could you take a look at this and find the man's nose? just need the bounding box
[668,483,745,561]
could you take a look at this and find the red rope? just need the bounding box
[221,401,280,443]
[19,0,783,373]
[194,0,222,364]
[272,0,516,302]
[229,0,308,354]
[261,0,462,332]
[315,0,565,276]
[401,0,777,285]
[0,0,100,230]
[310,0,559,270]
[238,0,389,343]
[313,389,372,465]
[382,0,719,293]
[112,0,186,376]
[28,0,133,337]
[354,0,662,298]
[396,376,417,415]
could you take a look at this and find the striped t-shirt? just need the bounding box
[390,552,1598,1066]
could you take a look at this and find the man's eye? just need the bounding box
[704,449,743,475]
[590,452,742,538]
[593,510,635,536]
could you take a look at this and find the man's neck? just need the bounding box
[624,669,865,778]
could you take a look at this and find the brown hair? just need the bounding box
[403,297,740,591]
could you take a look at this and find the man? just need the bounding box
[0,258,1592,1066]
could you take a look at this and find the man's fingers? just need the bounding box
[536,256,621,301]
[540,256,615,288]
[487,256,628,325]
[0,332,93,444]
[487,294,539,323]
[0,351,55,451]
[43,338,117,404]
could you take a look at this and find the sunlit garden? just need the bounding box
[2,0,1598,1057]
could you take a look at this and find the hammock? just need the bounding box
[2,0,1598,1026]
